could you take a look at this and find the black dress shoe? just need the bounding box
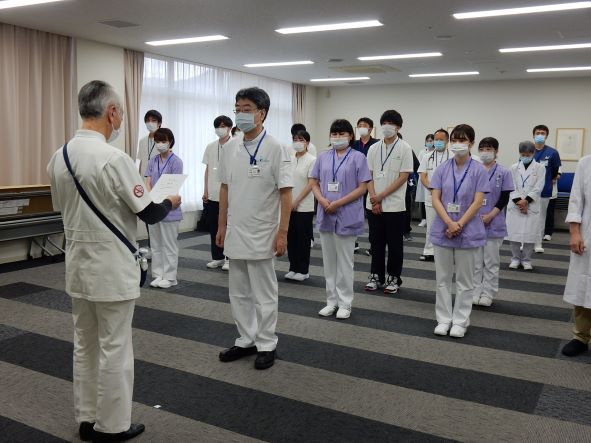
[92,423,145,442]
[562,339,589,357]
[419,255,434,262]
[219,345,257,362]
[254,350,276,370]
[79,422,95,441]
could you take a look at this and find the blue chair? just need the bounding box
[556,172,574,210]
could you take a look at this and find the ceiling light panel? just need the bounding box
[527,66,591,72]
[310,77,370,82]
[454,2,591,19]
[409,71,479,78]
[244,61,314,68]
[0,0,66,9]
[358,52,442,61]
[276,20,382,34]
[500,42,591,52]
[146,35,229,46]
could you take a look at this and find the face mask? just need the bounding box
[521,155,533,165]
[235,112,257,133]
[425,142,434,149]
[146,122,158,132]
[480,152,495,164]
[357,127,369,137]
[215,127,229,139]
[330,137,349,150]
[434,140,446,151]
[534,134,546,144]
[156,142,170,153]
[450,143,469,156]
[381,124,397,139]
[292,142,306,153]
[108,110,122,144]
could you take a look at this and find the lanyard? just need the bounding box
[451,158,473,203]
[488,163,498,181]
[157,153,174,176]
[147,139,156,160]
[430,149,449,168]
[380,139,399,171]
[243,131,267,165]
[332,148,352,182]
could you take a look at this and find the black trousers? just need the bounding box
[420,202,426,219]
[287,211,314,274]
[404,188,413,234]
[545,198,556,236]
[367,210,405,284]
[206,200,225,260]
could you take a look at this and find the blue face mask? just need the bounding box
[425,142,434,149]
[534,134,546,144]
[434,140,446,151]
[235,112,257,133]
[521,155,533,165]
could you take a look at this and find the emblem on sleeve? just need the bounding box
[134,185,145,198]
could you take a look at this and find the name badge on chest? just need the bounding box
[248,165,261,178]
[328,182,340,192]
[447,202,461,213]
[482,198,487,206]
[375,171,386,179]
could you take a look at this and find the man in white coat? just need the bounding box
[47,80,181,442]
[562,155,591,356]
[216,87,293,370]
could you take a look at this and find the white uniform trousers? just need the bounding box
[149,220,180,281]
[319,232,356,309]
[474,238,504,300]
[536,197,550,248]
[511,241,534,263]
[433,246,477,328]
[422,205,436,256]
[72,298,135,433]
[229,258,278,351]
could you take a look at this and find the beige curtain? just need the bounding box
[292,83,306,124]
[123,49,144,158]
[0,23,75,187]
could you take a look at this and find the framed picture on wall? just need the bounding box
[556,128,585,161]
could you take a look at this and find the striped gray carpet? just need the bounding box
[1,226,590,442]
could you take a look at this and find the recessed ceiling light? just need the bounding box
[527,66,591,72]
[310,77,370,82]
[276,20,383,35]
[0,0,65,9]
[358,52,442,61]
[145,35,229,46]
[454,2,591,19]
[409,71,479,78]
[500,42,591,52]
[244,61,314,68]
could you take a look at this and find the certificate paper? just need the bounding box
[150,174,187,203]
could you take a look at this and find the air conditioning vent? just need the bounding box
[98,20,139,29]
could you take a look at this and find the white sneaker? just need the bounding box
[534,246,544,253]
[449,325,467,338]
[509,259,520,269]
[284,271,296,280]
[222,259,230,271]
[543,235,552,241]
[157,279,177,288]
[478,296,493,307]
[434,323,450,336]
[207,259,225,269]
[418,219,427,227]
[384,276,399,294]
[310,240,315,248]
[150,277,163,287]
[522,261,533,271]
[365,274,382,292]
[291,273,309,281]
[318,305,337,317]
[472,295,481,305]
[336,307,351,319]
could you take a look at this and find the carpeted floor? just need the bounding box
[1,226,590,442]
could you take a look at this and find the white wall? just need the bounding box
[313,77,591,172]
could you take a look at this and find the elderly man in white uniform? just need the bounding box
[47,80,181,442]
[562,155,591,356]
[217,87,293,370]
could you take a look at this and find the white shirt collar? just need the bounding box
[75,129,106,142]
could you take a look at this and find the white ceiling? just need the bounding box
[1,0,591,85]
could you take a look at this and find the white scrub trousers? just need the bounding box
[423,205,436,256]
[320,232,356,309]
[511,242,535,264]
[149,220,180,281]
[229,258,279,351]
[433,246,477,328]
[474,238,504,300]
[72,298,135,433]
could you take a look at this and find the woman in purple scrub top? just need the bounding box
[429,124,490,338]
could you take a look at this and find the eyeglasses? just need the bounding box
[233,108,259,114]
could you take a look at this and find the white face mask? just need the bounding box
[450,143,470,156]
[330,137,349,150]
[292,142,306,153]
[235,112,257,133]
[146,121,158,132]
[381,124,397,139]
[155,142,170,153]
[479,152,496,164]
[215,127,229,139]
[108,110,122,144]
[357,127,369,137]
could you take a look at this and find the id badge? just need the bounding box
[447,202,461,213]
[541,160,549,167]
[375,171,386,179]
[248,165,261,178]
[328,182,340,192]
[482,198,487,206]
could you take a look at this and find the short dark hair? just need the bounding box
[425,133,435,141]
[479,137,499,151]
[235,87,270,121]
[231,126,240,136]
[450,124,475,143]
[379,110,403,127]
[357,117,374,128]
[434,128,449,140]
[153,128,175,149]
[214,115,233,128]
[144,110,162,124]
[533,124,549,136]
[329,119,354,137]
[291,123,306,135]
[293,130,310,142]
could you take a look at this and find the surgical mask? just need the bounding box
[235,112,257,133]
[480,152,496,164]
[357,127,369,137]
[146,122,158,132]
[215,127,229,139]
[381,124,397,139]
[520,155,533,165]
[534,134,546,144]
[156,142,170,153]
[450,143,469,156]
[425,142,434,149]
[434,140,446,151]
[330,137,349,150]
[292,142,306,153]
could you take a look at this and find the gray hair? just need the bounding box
[519,140,535,154]
[78,80,121,119]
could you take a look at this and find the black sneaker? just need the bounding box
[419,255,434,262]
[219,345,258,362]
[79,422,95,441]
[561,339,589,357]
[403,233,414,241]
[92,423,145,442]
[254,350,276,370]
